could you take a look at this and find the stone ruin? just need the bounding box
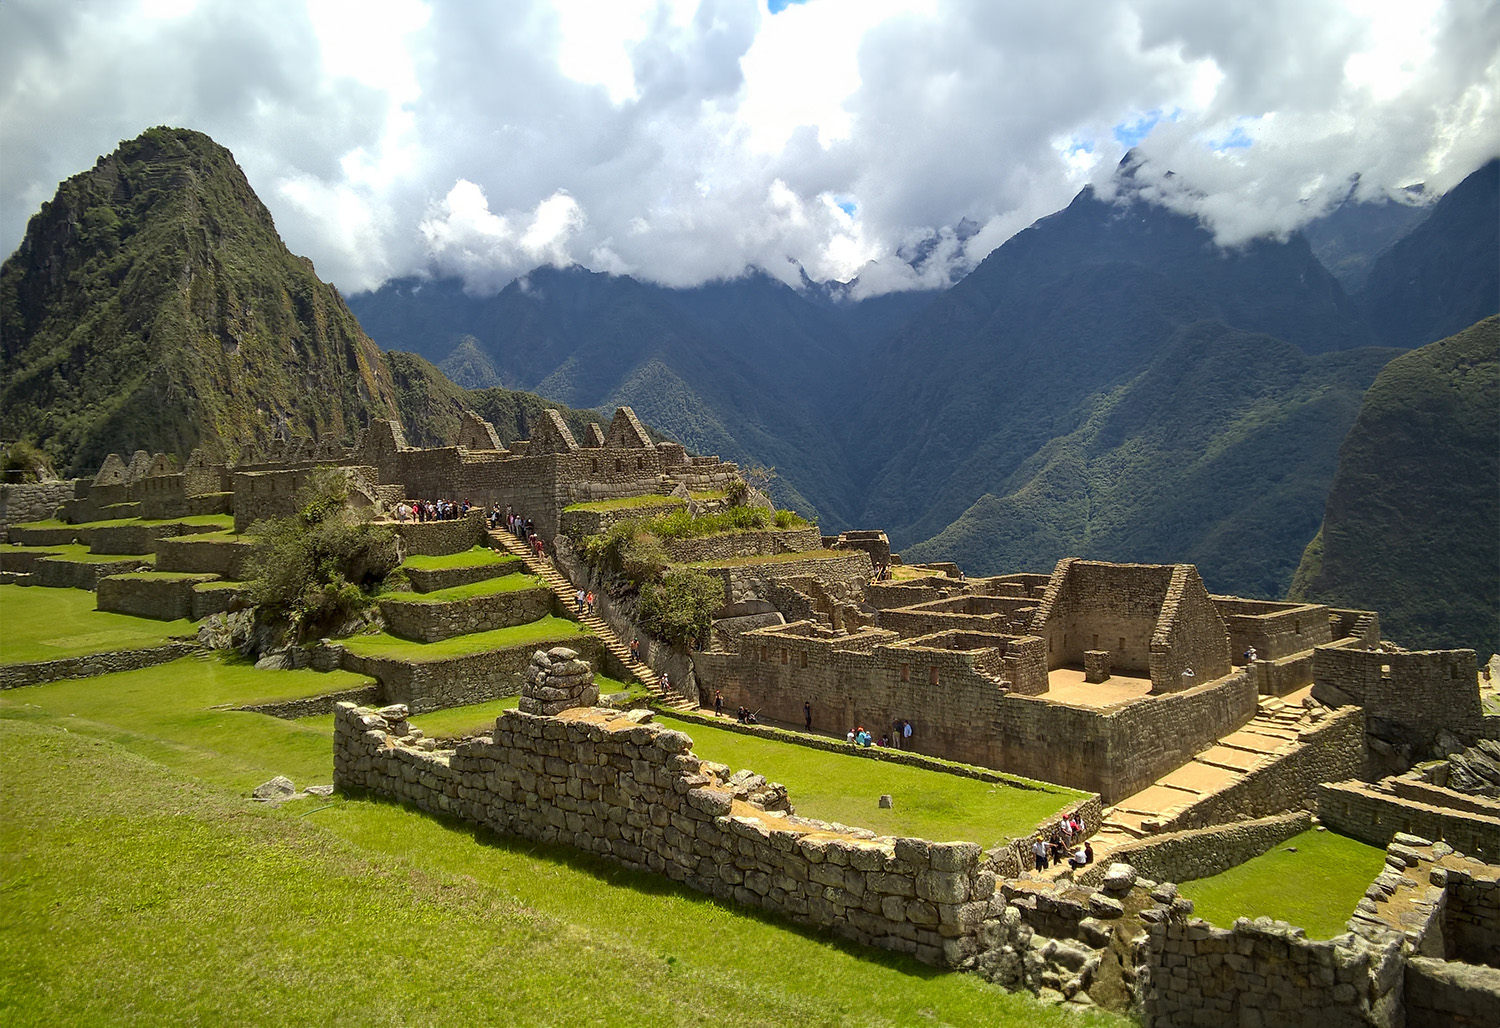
[518,646,599,715]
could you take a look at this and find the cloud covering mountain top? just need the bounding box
[3,0,1496,297]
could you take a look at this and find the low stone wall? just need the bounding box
[5,524,92,546]
[89,521,218,556]
[1159,705,1367,833]
[1405,957,1500,1028]
[338,635,606,713]
[378,585,555,643]
[0,548,60,574]
[0,643,197,689]
[395,512,486,557]
[557,497,686,538]
[1318,780,1500,863]
[34,555,152,590]
[236,681,383,719]
[704,552,874,607]
[406,555,522,593]
[0,482,76,538]
[1076,813,1312,888]
[190,582,251,619]
[660,527,824,565]
[136,491,232,521]
[156,535,258,578]
[1141,914,1405,1027]
[334,702,993,966]
[97,573,220,620]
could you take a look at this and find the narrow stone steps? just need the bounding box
[486,530,695,711]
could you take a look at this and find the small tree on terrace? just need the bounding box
[636,568,724,649]
[247,469,400,640]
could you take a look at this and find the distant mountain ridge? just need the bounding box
[348,158,1499,609]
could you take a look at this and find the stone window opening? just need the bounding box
[800,651,808,669]
[1118,637,1125,653]
[929,666,940,686]
[781,648,788,665]
[760,645,768,662]
[900,663,910,682]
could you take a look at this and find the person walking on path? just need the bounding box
[714,691,724,717]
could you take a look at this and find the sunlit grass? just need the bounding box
[0,584,192,663]
[1178,828,1388,938]
[339,617,589,662]
[656,714,1081,847]
[383,571,545,604]
[400,546,516,571]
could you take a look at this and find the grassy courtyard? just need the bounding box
[656,714,1082,847]
[0,584,192,663]
[399,546,517,572]
[0,647,1124,1027]
[338,616,588,661]
[1177,827,1389,938]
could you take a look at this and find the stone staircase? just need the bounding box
[487,530,695,711]
[1039,692,1318,878]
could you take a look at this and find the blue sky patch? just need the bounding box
[1113,110,1163,147]
[1210,125,1253,150]
[768,0,810,13]
[836,197,857,217]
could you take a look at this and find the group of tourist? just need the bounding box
[574,588,596,616]
[394,498,472,522]
[870,563,894,582]
[1031,814,1093,871]
[501,508,546,558]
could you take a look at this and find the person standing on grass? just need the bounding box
[804,701,812,730]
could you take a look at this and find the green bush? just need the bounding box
[636,568,724,648]
[246,470,400,639]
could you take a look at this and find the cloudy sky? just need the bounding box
[2,0,1497,297]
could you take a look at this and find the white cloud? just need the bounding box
[0,0,1495,296]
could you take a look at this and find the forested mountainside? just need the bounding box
[0,129,601,473]
[1291,316,1499,655]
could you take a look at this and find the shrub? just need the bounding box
[246,470,400,639]
[636,568,724,648]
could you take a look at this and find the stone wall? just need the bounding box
[96,572,220,620]
[659,526,824,565]
[156,536,257,579]
[1405,958,1500,1027]
[404,555,524,593]
[0,643,197,690]
[1313,646,1484,760]
[235,681,383,719]
[1159,705,1368,833]
[378,585,556,643]
[1141,915,1405,1027]
[1076,812,1313,889]
[334,701,993,966]
[338,635,607,714]
[557,497,685,538]
[995,672,1258,805]
[0,481,75,538]
[6,524,92,546]
[33,555,152,590]
[704,552,874,608]
[190,581,251,619]
[1213,597,1334,661]
[394,512,488,557]
[1318,780,1500,862]
[1027,560,1231,692]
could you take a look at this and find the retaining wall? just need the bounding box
[334,702,993,966]
[0,643,197,689]
[378,584,556,643]
[156,535,257,578]
[1318,781,1500,863]
[405,555,522,593]
[659,526,824,565]
[96,573,219,620]
[33,555,152,590]
[395,512,487,557]
[338,635,606,713]
[0,482,75,537]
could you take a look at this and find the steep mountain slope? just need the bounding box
[0,127,400,473]
[1300,184,1431,293]
[844,179,1376,551]
[905,322,1399,596]
[1290,317,1499,654]
[1356,159,1500,349]
[0,129,607,473]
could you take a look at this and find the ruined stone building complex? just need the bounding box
[4,406,1496,1026]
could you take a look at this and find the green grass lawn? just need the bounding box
[0,585,193,663]
[563,494,686,513]
[399,546,516,571]
[13,513,234,530]
[656,714,1081,847]
[0,645,1123,1026]
[385,571,544,604]
[339,617,589,662]
[1177,828,1389,938]
[5,543,157,563]
[684,549,859,569]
